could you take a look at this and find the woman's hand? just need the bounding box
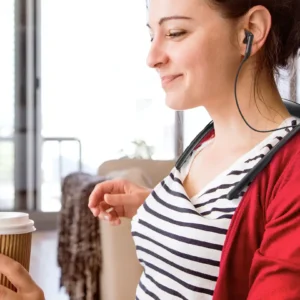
[0,254,44,300]
[88,179,151,225]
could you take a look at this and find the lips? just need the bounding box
[161,74,182,87]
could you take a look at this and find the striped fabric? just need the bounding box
[132,117,299,300]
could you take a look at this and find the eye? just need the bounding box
[166,30,186,39]
[149,30,186,42]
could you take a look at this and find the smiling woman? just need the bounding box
[2,0,300,299]
[125,0,300,299]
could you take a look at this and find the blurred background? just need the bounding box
[0,1,298,299]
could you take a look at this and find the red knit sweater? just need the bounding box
[211,131,300,299]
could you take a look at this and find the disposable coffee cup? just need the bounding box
[0,212,36,291]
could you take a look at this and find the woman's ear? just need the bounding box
[238,5,272,57]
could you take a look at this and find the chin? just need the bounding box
[165,93,197,111]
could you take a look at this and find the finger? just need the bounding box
[100,201,112,212]
[104,193,134,207]
[0,285,19,300]
[98,207,120,222]
[98,212,121,226]
[0,254,37,293]
[88,180,126,209]
[110,218,121,226]
[106,208,120,222]
[90,201,111,217]
[90,207,100,217]
[91,193,130,218]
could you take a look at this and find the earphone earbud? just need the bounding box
[243,29,254,59]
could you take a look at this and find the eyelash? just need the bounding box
[150,31,186,42]
[167,31,185,38]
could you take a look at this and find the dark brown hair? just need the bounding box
[209,0,300,75]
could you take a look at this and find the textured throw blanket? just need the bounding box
[58,172,107,300]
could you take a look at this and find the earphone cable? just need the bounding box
[234,56,298,133]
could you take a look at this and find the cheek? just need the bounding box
[187,37,237,93]
[164,42,221,110]
[180,44,220,96]
[164,30,239,110]
[173,34,223,80]
[171,38,216,71]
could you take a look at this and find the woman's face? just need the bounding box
[147,0,241,110]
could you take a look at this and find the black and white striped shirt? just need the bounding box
[132,117,299,300]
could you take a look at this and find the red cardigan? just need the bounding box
[210,131,300,300]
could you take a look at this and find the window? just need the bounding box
[40,0,176,211]
[0,0,15,210]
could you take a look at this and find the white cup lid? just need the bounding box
[0,212,36,235]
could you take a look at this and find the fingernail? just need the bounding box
[111,219,120,226]
[104,214,109,221]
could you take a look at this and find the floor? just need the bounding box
[30,231,69,300]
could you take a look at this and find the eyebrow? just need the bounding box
[146,16,192,28]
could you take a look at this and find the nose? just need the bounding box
[146,40,169,69]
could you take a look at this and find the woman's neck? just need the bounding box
[205,68,291,152]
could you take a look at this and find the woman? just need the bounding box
[1,0,299,299]
[89,0,300,299]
